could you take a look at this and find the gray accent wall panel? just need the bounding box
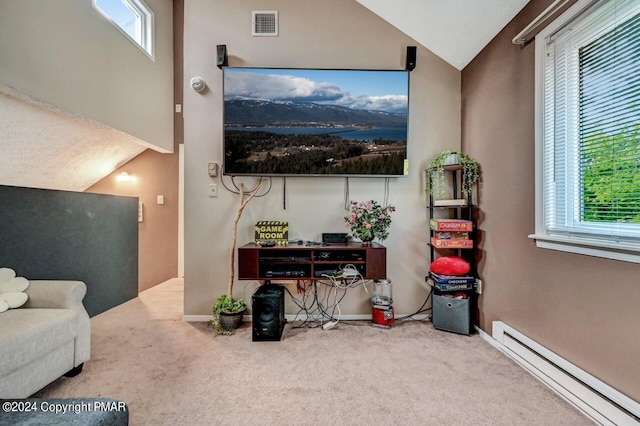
[0,185,138,317]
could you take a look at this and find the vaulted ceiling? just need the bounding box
[357,0,530,70]
[0,1,531,192]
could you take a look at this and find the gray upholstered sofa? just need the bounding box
[0,280,91,398]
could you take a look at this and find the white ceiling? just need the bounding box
[356,0,531,70]
[0,86,147,192]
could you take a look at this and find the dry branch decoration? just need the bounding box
[227,178,268,299]
[211,178,268,335]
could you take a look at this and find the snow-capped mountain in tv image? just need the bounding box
[224,99,407,127]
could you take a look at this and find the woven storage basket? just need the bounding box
[219,309,245,330]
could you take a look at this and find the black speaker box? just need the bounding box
[252,285,286,341]
[216,44,228,68]
[406,46,417,71]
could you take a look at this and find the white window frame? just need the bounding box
[530,0,640,264]
[92,0,155,61]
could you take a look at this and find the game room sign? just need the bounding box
[255,221,288,245]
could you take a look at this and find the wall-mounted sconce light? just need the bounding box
[116,172,136,183]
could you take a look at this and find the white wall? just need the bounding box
[183,0,461,316]
[0,0,174,153]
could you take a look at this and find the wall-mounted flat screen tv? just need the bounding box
[223,68,409,177]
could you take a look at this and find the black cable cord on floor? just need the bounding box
[395,287,434,321]
[282,280,352,327]
[283,282,320,328]
[283,284,321,328]
[283,281,434,325]
[316,280,350,322]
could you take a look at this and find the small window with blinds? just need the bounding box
[532,0,640,262]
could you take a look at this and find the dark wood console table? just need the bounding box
[238,242,386,280]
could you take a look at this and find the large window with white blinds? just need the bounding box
[532,0,640,262]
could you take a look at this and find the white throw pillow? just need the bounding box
[0,268,29,311]
[0,276,29,293]
[0,267,16,283]
[1,292,28,308]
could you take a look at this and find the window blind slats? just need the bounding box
[544,0,640,238]
[579,4,640,226]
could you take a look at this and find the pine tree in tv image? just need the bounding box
[223,68,409,176]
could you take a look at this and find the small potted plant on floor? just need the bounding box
[211,294,247,335]
[211,179,267,335]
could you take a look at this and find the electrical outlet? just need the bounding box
[475,278,483,294]
[209,183,218,197]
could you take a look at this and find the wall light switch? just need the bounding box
[157,195,165,205]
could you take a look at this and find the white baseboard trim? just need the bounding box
[488,321,639,426]
[182,313,430,322]
[182,315,212,322]
[474,325,502,350]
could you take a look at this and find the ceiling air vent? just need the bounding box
[252,11,278,37]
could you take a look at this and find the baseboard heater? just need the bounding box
[491,321,639,426]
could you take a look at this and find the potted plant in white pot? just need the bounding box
[211,179,267,335]
[426,150,480,198]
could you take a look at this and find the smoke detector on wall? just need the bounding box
[252,11,278,36]
[190,77,206,93]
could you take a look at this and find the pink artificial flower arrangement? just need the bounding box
[344,200,396,243]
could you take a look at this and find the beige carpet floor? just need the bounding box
[36,279,591,425]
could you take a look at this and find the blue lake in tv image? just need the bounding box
[222,67,409,176]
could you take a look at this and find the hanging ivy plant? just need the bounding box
[426,150,480,198]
